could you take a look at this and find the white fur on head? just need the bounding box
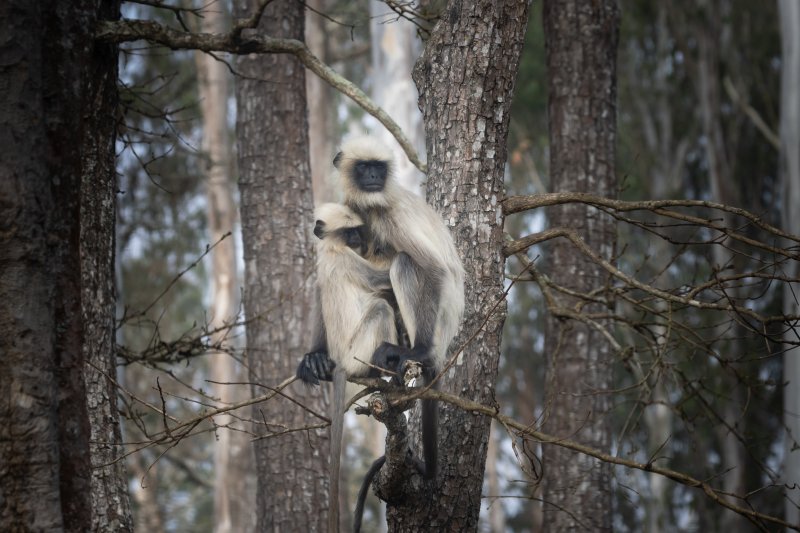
[336,136,397,208]
[314,202,363,231]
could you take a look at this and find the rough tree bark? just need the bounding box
[194,4,254,532]
[541,1,619,531]
[81,0,134,530]
[233,0,330,531]
[779,0,800,526]
[0,0,106,529]
[372,1,529,530]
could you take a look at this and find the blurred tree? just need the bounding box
[779,0,800,526]
[540,1,619,531]
[232,0,330,530]
[194,2,254,532]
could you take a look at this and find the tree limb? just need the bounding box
[95,18,427,172]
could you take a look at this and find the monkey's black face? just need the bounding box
[342,227,364,252]
[353,160,388,192]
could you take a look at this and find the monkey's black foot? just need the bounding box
[296,350,335,385]
[371,343,434,384]
[371,342,409,377]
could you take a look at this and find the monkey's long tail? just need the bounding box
[353,455,386,533]
[328,368,347,533]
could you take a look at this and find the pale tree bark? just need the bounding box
[233,1,330,531]
[306,0,335,202]
[372,1,530,530]
[486,422,506,533]
[369,1,426,190]
[82,0,134,530]
[779,0,800,527]
[541,1,618,531]
[195,4,254,533]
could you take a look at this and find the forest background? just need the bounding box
[1,0,799,532]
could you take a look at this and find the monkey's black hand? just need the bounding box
[296,350,335,386]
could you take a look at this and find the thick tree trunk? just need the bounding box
[779,0,800,527]
[195,5,255,532]
[233,1,330,531]
[541,1,619,531]
[81,1,134,530]
[400,1,529,530]
[0,1,102,529]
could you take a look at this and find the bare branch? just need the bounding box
[95,18,427,172]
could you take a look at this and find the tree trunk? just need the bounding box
[541,1,619,531]
[694,7,747,529]
[779,0,800,527]
[369,2,426,190]
[0,1,106,530]
[233,1,330,531]
[305,0,335,202]
[195,5,255,532]
[81,1,134,530]
[398,1,529,530]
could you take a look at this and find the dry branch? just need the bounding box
[95,18,426,172]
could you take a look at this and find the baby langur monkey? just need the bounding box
[312,203,397,533]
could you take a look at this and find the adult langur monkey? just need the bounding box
[305,202,397,533]
[298,136,466,482]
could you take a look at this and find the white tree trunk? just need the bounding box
[368,1,425,190]
[195,6,253,531]
[306,0,335,202]
[779,0,800,527]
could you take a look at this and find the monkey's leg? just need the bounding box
[385,253,444,478]
[345,299,398,377]
[387,252,443,369]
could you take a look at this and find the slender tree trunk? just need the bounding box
[486,422,506,533]
[541,1,619,531]
[305,0,334,202]
[779,0,800,527]
[399,1,529,530]
[233,1,330,531]
[81,1,134,530]
[695,8,747,529]
[194,5,254,532]
[369,2,426,190]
